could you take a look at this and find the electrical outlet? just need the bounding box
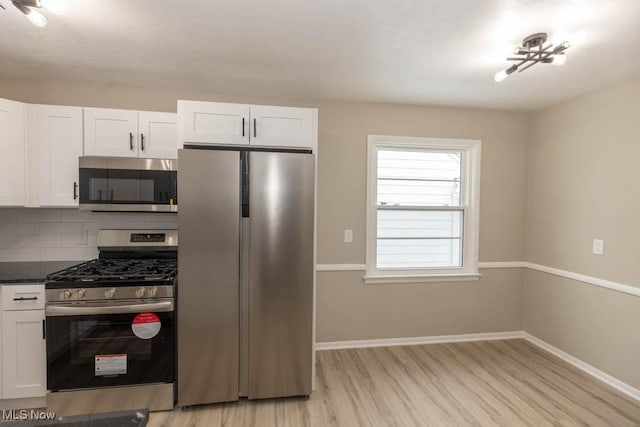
[592,239,604,256]
[344,229,353,243]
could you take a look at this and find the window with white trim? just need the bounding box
[365,135,481,284]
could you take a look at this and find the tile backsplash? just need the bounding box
[0,208,177,262]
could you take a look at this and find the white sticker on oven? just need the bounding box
[131,312,161,339]
[95,354,127,376]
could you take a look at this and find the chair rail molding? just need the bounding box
[315,262,640,297]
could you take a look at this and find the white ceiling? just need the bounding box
[0,0,639,111]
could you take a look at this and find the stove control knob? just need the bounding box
[147,286,158,298]
[59,290,72,300]
[76,289,86,299]
[104,288,117,299]
[135,287,146,298]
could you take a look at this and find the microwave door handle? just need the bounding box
[46,300,174,316]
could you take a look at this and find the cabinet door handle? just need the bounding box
[242,118,245,137]
[73,181,78,200]
[253,118,257,138]
[13,296,38,301]
[141,133,145,151]
[129,132,134,151]
[42,319,46,340]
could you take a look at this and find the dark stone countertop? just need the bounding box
[0,261,83,284]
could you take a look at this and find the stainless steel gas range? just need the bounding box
[44,229,177,416]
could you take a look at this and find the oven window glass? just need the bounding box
[71,320,152,361]
[47,311,174,391]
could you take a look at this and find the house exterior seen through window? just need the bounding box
[365,135,481,284]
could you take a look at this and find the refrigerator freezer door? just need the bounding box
[177,149,240,406]
[248,151,314,399]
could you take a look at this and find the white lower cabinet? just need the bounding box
[0,285,46,407]
[2,310,46,399]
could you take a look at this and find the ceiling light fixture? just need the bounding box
[11,0,66,27]
[494,33,570,82]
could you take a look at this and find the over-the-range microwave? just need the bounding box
[78,157,177,212]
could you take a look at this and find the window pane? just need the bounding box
[377,150,461,206]
[377,209,462,238]
[378,179,460,206]
[377,238,462,269]
[378,150,461,180]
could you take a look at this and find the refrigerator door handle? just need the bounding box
[239,217,251,396]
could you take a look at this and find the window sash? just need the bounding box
[376,206,465,269]
[366,135,481,281]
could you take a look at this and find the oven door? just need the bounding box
[46,300,175,391]
[78,157,178,212]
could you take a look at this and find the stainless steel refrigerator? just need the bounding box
[177,147,314,406]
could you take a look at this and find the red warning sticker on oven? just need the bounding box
[131,312,161,339]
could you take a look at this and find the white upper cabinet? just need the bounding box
[84,107,139,157]
[139,111,178,159]
[85,108,178,159]
[178,101,249,146]
[249,105,313,149]
[27,104,83,207]
[0,98,26,206]
[178,100,316,150]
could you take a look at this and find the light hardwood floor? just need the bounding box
[149,339,640,426]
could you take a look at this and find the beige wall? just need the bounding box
[318,269,523,342]
[0,76,528,341]
[526,75,640,285]
[523,270,640,389]
[524,76,640,389]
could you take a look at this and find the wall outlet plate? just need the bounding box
[344,229,353,243]
[592,239,604,256]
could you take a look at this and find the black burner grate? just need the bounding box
[47,258,177,283]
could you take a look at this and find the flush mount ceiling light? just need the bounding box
[494,33,570,82]
[11,0,66,27]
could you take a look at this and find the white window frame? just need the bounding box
[365,135,481,284]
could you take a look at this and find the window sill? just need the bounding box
[363,272,481,285]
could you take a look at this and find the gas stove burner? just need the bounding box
[46,258,177,288]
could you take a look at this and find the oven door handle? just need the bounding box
[46,300,174,316]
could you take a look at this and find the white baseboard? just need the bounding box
[315,330,524,350]
[315,330,640,403]
[523,332,640,402]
